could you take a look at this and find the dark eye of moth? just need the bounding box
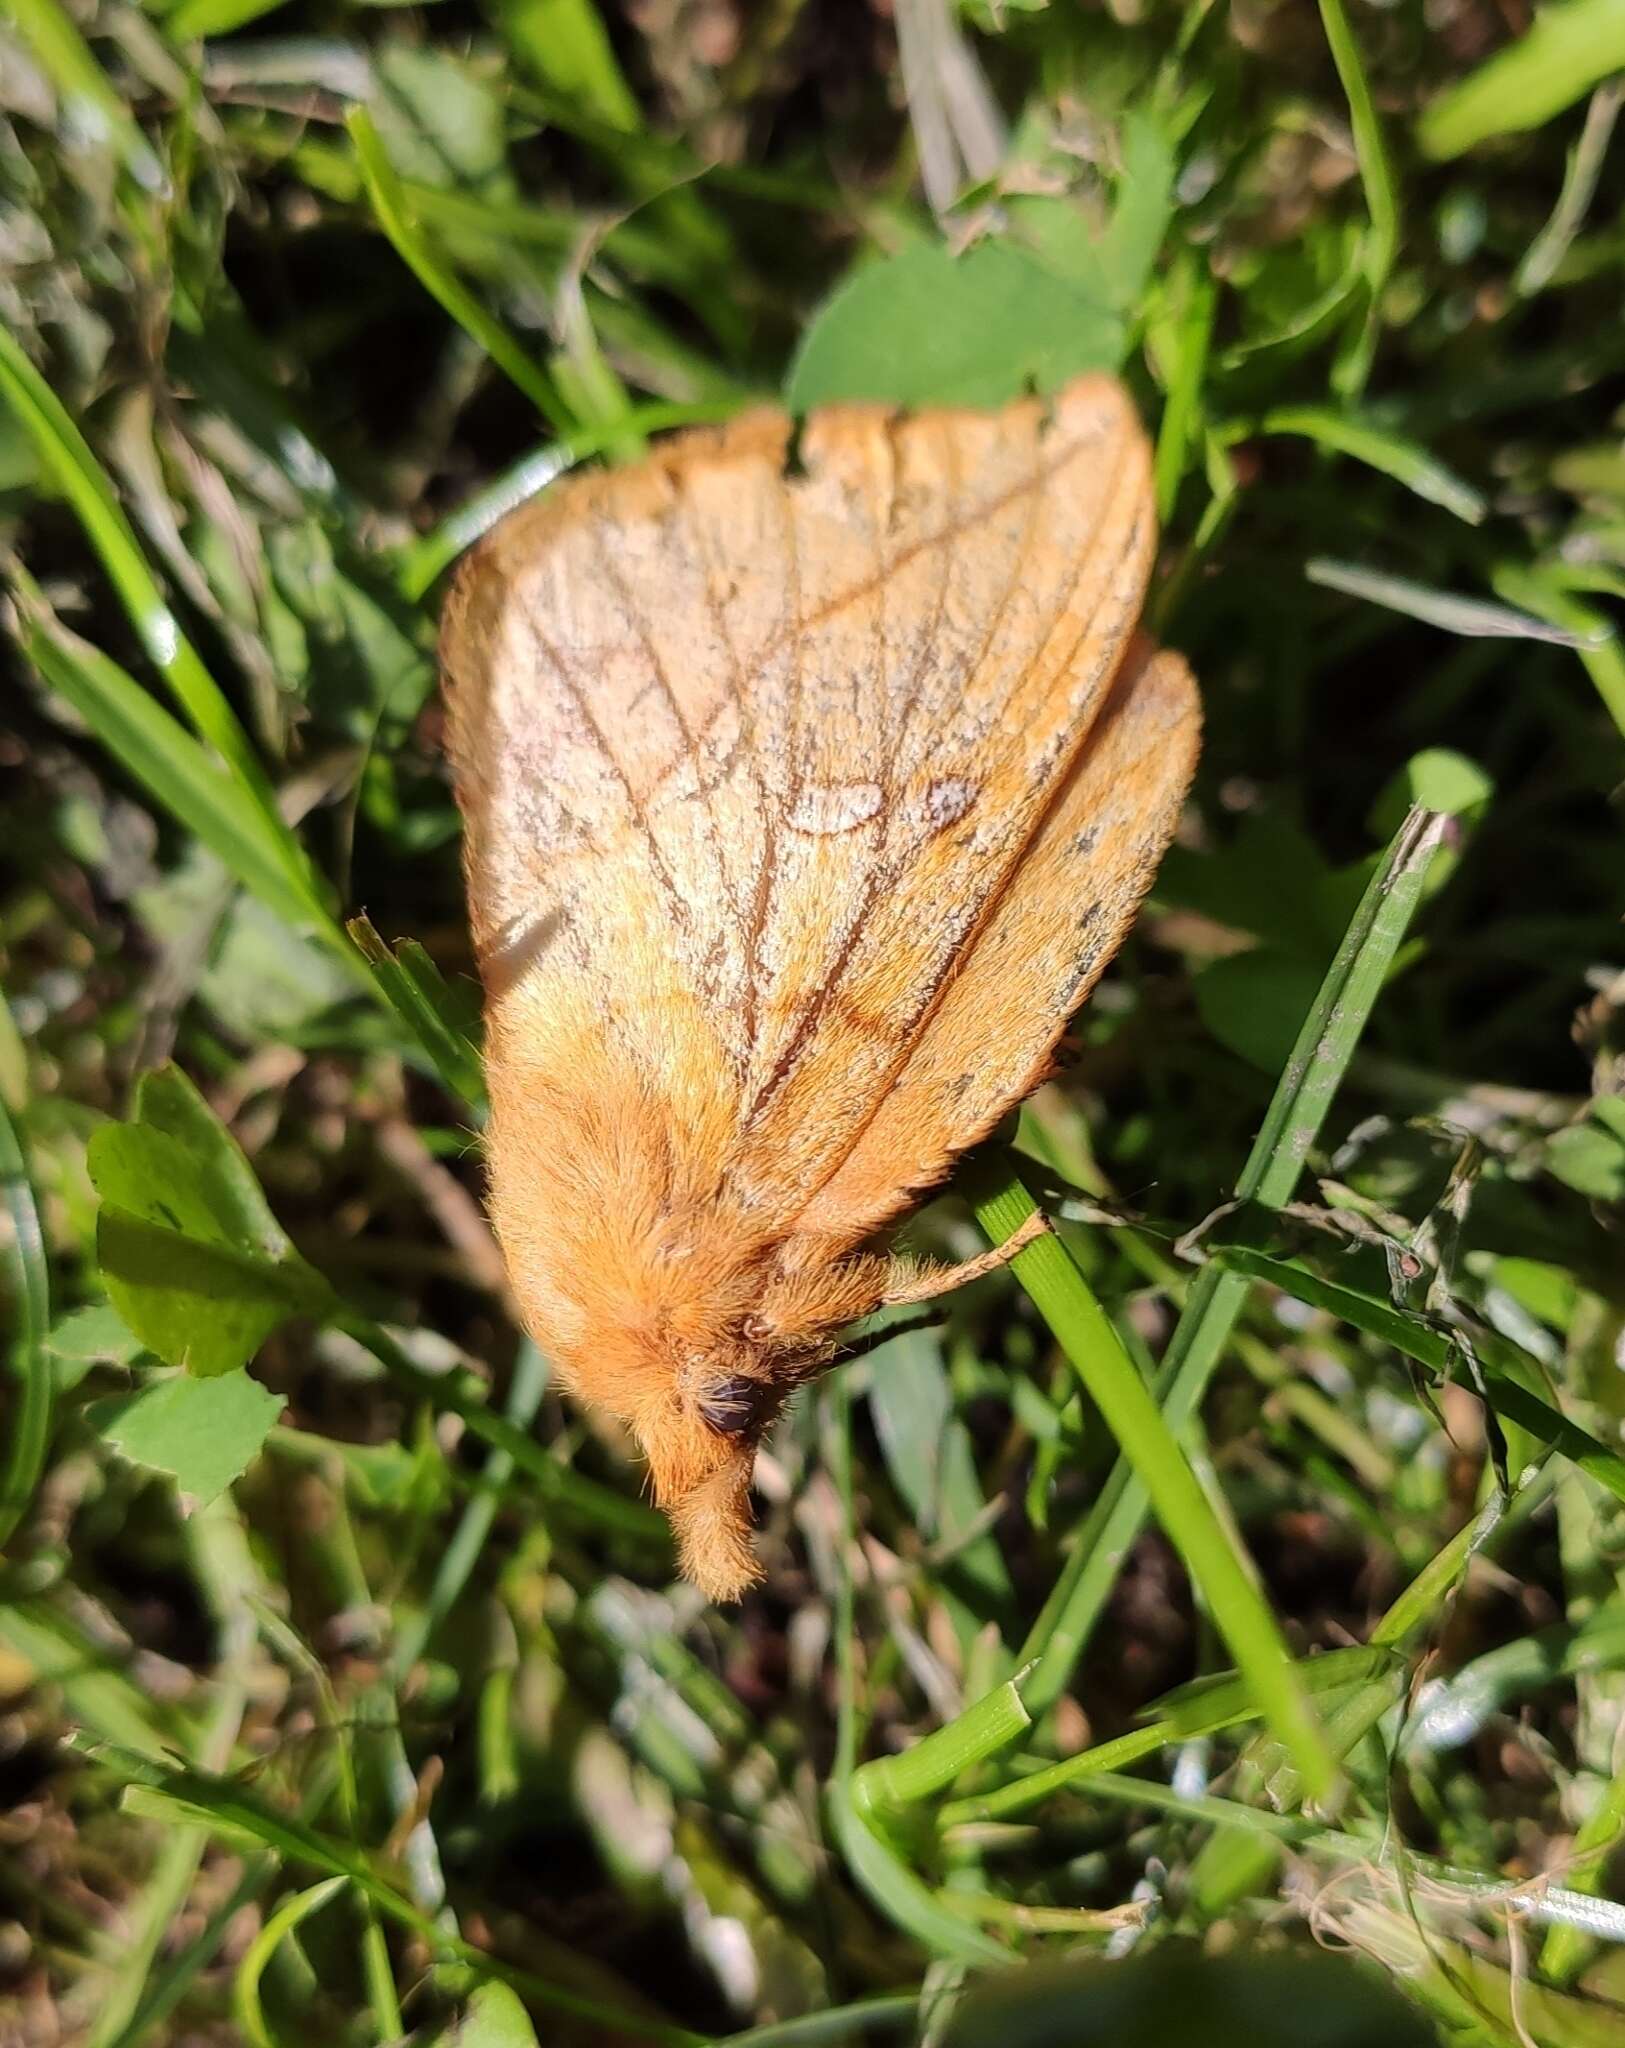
[699,1376,773,1437]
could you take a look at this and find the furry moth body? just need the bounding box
[441,375,1200,1598]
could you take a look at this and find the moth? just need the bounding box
[441,373,1200,1599]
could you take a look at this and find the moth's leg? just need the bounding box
[881,1211,1050,1305]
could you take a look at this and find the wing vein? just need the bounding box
[585,503,743,932]
[520,612,692,929]
[770,424,1150,1205]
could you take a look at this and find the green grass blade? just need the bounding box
[823,1378,1009,1963]
[723,1997,920,2047]
[1539,1735,1625,1981]
[233,1877,349,2048]
[347,107,571,431]
[104,1858,278,2048]
[1018,806,1450,1713]
[18,590,513,1089]
[1307,558,1590,641]
[346,915,486,1111]
[1246,407,1484,521]
[1490,564,1625,737]
[164,0,294,38]
[387,1340,548,1681]
[964,1154,1339,1803]
[1209,1244,1625,1500]
[18,595,352,959]
[497,0,643,133]
[1317,0,1399,394]
[1150,255,1216,522]
[98,1745,704,2045]
[855,1678,1031,1815]
[3,0,166,191]
[0,1050,51,1552]
[338,1314,671,1552]
[1515,80,1624,295]
[1370,1488,1514,1647]
[1419,0,1625,158]
[0,324,299,852]
[938,1647,1391,1827]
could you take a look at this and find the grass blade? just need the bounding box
[1316,0,1398,396]
[964,1154,1339,1801]
[347,107,571,431]
[17,595,348,952]
[1490,564,1625,736]
[233,1877,349,2048]
[1515,80,1625,295]
[1150,254,1216,522]
[3,0,166,191]
[1419,0,1625,158]
[1017,806,1449,1714]
[1209,1245,1625,1502]
[347,915,486,1111]
[97,1744,704,2045]
[1307,558,1594,642]
[0,324,300,857]
[1247,408,1485,521]
[0,1046,51,1552]
[823,1377,1009,1963]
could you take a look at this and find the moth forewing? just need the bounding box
[441,374,1200,1601]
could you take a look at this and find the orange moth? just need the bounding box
[441,373,1200,1599]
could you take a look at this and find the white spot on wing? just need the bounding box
[922,777,976,829]
[788,780,883,835]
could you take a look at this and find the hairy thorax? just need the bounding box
[481,1006,887,1595]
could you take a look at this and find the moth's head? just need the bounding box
[633,1351,792,1602]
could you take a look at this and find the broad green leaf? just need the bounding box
[1156,810,1346,957]
[1546,1120,1625,1201]
[1370,748,1493,836]
[45,1303,144,1389]
[941,1948,1439,2047]
[438,1981,541,2048]
[1593,1096,1625,1144]
[785,241,1123,412]
[113,1065,295,1257]
[93,1372,285,1505]
[372,47,514,195]
[199,897,361,1044]
[497,0,641,134]
[1195,951,1322,1075]
[1001,194,1112,301]
[1481,1256,1580,1333]
[88,1066,334,1377]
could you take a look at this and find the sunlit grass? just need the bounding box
[2,0,1624,2041]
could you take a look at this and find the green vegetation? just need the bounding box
[2,0,1624,2040]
